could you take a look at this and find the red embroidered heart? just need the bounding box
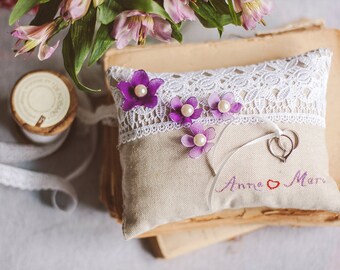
[267,179,280,190]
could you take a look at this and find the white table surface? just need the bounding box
[1,1,340,269]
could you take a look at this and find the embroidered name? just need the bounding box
[215,170,326,193]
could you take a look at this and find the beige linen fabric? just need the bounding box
[120,123,340,239]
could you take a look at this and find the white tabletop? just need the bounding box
[1,1,340,269]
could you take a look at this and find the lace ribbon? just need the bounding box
[0,100,115,212]
[108,48,331,145]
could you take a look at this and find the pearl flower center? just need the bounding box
[134,84,148,97]
[193,134,207,147]
[181,104,194,117]
[218,100,231,113]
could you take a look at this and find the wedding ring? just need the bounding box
[278,129,299,151]
[268,134,294,163]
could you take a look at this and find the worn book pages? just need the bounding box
[150,224,261,259]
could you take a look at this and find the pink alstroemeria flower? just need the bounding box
[234,0,273,30]
[112,10,172,49]
[60,0,91,21]
[163,0,196,23]
[12,20,61,60]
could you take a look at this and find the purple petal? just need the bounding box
[190,123,204,135]
[151,16,172,42]
[208,93,220,109]
[114,29,134,49]
[191,108,203,120]
[117,81,133,99]
[170,96,183,110]
[211,109,222,119]
[122,99,139,111]
[61,0,91,21]
[148,78,164,96]
[234,0,242,12]
[163,0,196,23]
[189,146,203,159]
[183,117,192,125]
[203,142,214,153]
[181,134,195,147]
[142,96,158,108]
[131,70,149,87]
[38,40,59,61]
[242,16,259,30]
[11,27,29,39]
[222,92,235,103]
[230,102,242,113]
[222,113,233,121]
[112,11,135,49]
[204,127,216,140]
[185,97,198,108]
[169,112,182,123]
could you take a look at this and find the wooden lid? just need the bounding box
[10,70,78,136]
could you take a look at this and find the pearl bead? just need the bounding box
[218,100,231,113]
[193,134,207,147]
[134,84,148,97]
[181,104,194,117]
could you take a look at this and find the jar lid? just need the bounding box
[10,70,78,136]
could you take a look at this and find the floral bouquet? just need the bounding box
[6,0,272,92]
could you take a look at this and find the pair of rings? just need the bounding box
[267,130,299,163]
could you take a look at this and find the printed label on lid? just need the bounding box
[13,72,70,128]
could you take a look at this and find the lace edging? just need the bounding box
[108,48,332,145]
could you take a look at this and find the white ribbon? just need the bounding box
[0,131,69,164]
[208,117,284,210]
[0,101,115,212]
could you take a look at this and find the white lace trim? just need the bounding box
[107,48,332,145]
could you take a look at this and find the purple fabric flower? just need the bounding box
[169,96,203,125]
[181,123,215,159]
[208,92,242,120]
[117,70,164,111]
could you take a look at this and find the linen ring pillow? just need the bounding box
[107,48,340,239]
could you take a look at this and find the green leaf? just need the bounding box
[62,31,100,92]
[63,5,100,92]
[97,0,123,25]
[190,0,232,35]
[171,24,182,43]
[70,5,97,75]
[88,24,114,66]
[227,0,242,26]
[93,0,105,7]
[209,0,229,14]
[9,0,49,25]
[30,0,61,26]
